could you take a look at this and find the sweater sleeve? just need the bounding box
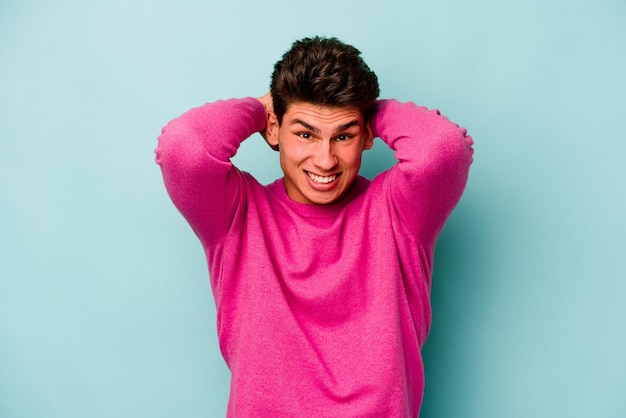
[372,99,474,245]
[155,97,266,246]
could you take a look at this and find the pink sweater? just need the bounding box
[155,97,473,417]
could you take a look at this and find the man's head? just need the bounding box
[265,37,380,206]
[270,36,380,125]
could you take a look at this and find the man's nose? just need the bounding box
[312,141,337,170]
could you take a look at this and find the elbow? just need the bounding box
[155,121,205,171]
[154,125,176,167]
[435,127,475,174]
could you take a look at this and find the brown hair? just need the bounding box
[270,36,380,124]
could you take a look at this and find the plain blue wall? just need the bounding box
[1,1,625,417]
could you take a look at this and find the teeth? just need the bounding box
[307,172,337,184]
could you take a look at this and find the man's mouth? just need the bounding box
[305,171,339,184]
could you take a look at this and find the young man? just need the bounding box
[156,36,473,417]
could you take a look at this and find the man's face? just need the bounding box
[267,102,374,205]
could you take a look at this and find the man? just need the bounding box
[156,36,473,417]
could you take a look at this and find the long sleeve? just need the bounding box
[372,99,474,246]
[155,97,266,246]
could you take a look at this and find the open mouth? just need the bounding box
[305,171,339,184]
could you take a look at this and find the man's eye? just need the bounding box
[337,134,351,141]
[299,132,312,139]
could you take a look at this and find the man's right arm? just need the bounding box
[155,98,266,246]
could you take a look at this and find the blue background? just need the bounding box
[1,1,625,417]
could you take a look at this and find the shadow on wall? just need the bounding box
[360,139,396,179]
[419,194,490,416]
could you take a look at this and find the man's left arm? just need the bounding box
[372,99,475,245]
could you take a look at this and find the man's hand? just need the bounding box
[256,92,279,151]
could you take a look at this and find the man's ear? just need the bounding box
[265,111,280,152]
[363,121,374,151]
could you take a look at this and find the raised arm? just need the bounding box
[372,99,474,245]
[155,98,266,246]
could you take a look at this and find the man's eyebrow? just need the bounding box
[335,120,360,133]
[291,119,320,134]
[290,119,360,134]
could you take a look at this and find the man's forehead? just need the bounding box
[284,102,364,125]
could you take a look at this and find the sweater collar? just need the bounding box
[268,176,369,218]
